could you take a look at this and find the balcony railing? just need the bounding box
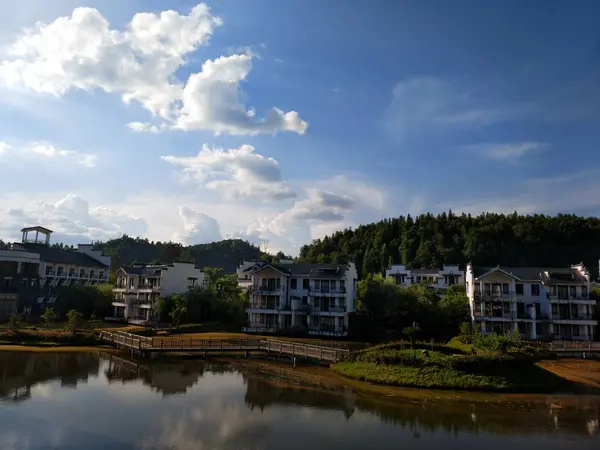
[310,306,346,313]
[248,303,278,310]
[138,284,160,290]
[551,314,595,321]
[309,287,346,294]
[252,286,281,293]
[548,295,591,301]
[475,291,516,300]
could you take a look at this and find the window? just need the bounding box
[558,286,568,300]
[485,322,493,333]
[290,278,297,289]
[302,296,307,305]
[535,303,541,316]
[302,279,309,289]
[531,284,540,296]
[474,283,480,293]
[572,326,580,337]
[416,276,421,282]
[569,286,576,299]
[502,283,509,294]
[516,284,524,295]
[483,283,491,294]
[582,286,588,298]
[330,280,336,290]
[340,280,345,291]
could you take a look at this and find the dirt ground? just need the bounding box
[538,358,600,389]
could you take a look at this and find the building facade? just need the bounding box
[242,260,358,337]
[386,264,464,290]
[0,226,111,320]
[110,262,207,324]
[465,263,597,341]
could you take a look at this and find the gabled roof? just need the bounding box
[473,265,589,283]
[474,266,524,280]
[249,262,349,278]
[119,265,163,277]
[15,243,108,268]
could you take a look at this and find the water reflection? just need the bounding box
[0,351,599,450]
[0,352,100,402]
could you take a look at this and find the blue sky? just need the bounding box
[0,0,599,255]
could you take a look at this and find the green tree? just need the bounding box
[8,313,23,334]
[66,309,83,334]
[42,307,56,330]
[169,295,187,327]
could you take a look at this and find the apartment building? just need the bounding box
[236,260,258,292]
[386,264,464,290]
[465,263,597,341]
[242,260,358,337]
[110,262,207,324]
[0,226,111,319]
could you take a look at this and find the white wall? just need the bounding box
[77,244,111,270]
[161,262,207,296]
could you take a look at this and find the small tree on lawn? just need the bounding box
[66,309,83,335]
[403,322,421,359]
[42,307,56,330]
[169,295,187,328]
[8,313,23,334]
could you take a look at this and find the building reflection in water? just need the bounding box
[0,352,100,402]
[1,351,599,440]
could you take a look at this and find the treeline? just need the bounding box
[92,236,292,275]
[299,212,600,277]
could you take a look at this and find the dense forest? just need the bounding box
[93,236,268,273]
[298,212,600,278]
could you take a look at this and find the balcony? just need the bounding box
[475,291,516,300]
[310,305,347,313]
[138,284,160,291]
[252,286,281,294]
[308,327,347,337]
[551,314,596,321]
[247,303,278,310]
[548,295,591,302]
[309,287,346,295]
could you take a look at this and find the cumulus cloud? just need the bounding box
[174,206,222,245]
[0,193,147,243]
[162,144,295,201]
[0,4,307,136]
[0,141,97,167]
[173,53,308,135]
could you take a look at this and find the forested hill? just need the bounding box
[298,212,600,278]
[94,236,269,274]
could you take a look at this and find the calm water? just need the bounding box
[1,352,599,450]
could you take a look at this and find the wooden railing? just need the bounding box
[542,341,600,352]
[98,331,349,362]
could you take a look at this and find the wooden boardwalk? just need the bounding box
[99,331,350,363]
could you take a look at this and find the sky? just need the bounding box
[0,0,599,255]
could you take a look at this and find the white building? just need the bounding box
[465,263,597,341]
[242,260,358,337]
[0,226,111,319]
[111,262,207,324]
[236,260,259,292]
[385,264,464,290]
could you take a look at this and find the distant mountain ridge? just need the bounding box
[93,235,268,274]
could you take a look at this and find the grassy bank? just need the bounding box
[0,329,101,348]
[332,342,566,392]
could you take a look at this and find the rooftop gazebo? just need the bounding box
[21,226,53,245]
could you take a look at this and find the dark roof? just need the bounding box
[252,262,349,278]
[119,265,163,277]
[21,226,53,233]
[411,268,441,275]
[16,243,108,268]
[474,265,588,283]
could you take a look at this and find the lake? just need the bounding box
[0,351,599,449]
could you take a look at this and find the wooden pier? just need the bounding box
[99,331,350,363]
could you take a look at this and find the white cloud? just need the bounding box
[286,188,355,221]
[161,144,295,202]
[174,206,222,245]
[174,53,308,135]
[0,141,97,167]
[0,5,220,119]
[127,122,162,133]
[464,141,548,164]
[0,4,307,136]
[0,193,147,243]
